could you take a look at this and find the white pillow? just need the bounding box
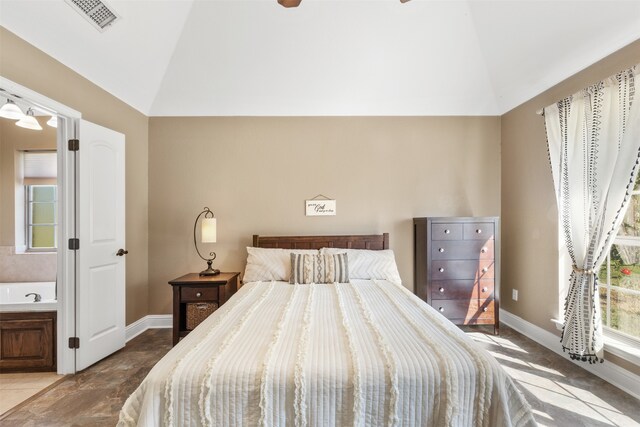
[243,247,319,283]
[320,248,402,284]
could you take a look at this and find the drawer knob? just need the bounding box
[482,267,488,273]
[444,229,450,234]
[481,248,487,253]
[439,267,445,273]
[482,287,488,293]
[439,307,444,312]
[439,287,445,293]
[483,307,488,312]
[439,248,445,253]
[476,229,482,234]
[196,292,202,297]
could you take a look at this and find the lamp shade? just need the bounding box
[47,116,58,128]
[0,99,25,120]
[16,108,42,130]
[201,217,217,243]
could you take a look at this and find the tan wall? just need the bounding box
[148,116,501,314]
[0,27,149,324]
[501,39,640,374]
[0,118,57,282]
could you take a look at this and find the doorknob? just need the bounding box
[116,249,128,256]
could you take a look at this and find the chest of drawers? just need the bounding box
[414,217,500,334]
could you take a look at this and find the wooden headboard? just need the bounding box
[253,233,389,250]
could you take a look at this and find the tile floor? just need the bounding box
[0,328,171,426]
[468,327,640,427]
[0,326,638,426]
[0,372,63,416]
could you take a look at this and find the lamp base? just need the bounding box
[199,268,220,276]
[199,259,220,276]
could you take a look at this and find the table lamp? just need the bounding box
[194,207,220,276]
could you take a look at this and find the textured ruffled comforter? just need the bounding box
[119,280,536,426]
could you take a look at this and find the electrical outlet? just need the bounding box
[512,289,519,301]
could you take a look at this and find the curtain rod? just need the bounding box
[536,108,544,116]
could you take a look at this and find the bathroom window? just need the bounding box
[21,151,57,252]
[26,185,57,251]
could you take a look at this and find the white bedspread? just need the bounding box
[119,280,536,426]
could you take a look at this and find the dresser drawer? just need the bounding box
[478,281,494,300]
[430,260,495,280]
[431,279,494,300]
[431,240,494,260]
[431,223,462,240]
[432,299,495,323]
[463,222,495,240]
[181,286,218,302]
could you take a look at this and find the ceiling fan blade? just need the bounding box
[278,0,302,7]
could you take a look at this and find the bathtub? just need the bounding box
[0,282,58,372]
[0,282,58,312]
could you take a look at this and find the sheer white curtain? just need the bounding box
[544,64,640,363]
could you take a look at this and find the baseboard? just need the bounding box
[125,314,172,342]
[500,309,640,401]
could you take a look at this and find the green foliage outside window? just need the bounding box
[598,191,640,340]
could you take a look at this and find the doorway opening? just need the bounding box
[0,76,127,382]
[0,78,79,414]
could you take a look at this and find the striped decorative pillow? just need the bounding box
[290,253,349,284]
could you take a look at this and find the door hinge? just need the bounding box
[68,238,80,250]
[68,337,80,349]
[68,139,79,151]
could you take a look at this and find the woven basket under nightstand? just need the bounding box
[186,302,218,330]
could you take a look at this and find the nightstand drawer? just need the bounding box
[181,286,218,302]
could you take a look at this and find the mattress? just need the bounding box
[119,280,536,426]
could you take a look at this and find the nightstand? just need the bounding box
[168,272,240,345]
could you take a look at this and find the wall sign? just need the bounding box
[305,199,336,216]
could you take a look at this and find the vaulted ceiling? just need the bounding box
[1,0,639,116]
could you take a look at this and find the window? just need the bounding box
[598,176,640,343]
[21,151,57,252]
[26,185,57,251]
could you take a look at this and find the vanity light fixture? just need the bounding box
[0,99,25,120]
[16,108,42,130]
[194,207,220,276]
[47,116,58,128]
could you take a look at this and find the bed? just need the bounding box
[119,233,535,427]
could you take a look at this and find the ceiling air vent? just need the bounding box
[65,0,121,32]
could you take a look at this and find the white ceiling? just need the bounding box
[1,0,639,116]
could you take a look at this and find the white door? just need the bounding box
[76,120,126,371]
